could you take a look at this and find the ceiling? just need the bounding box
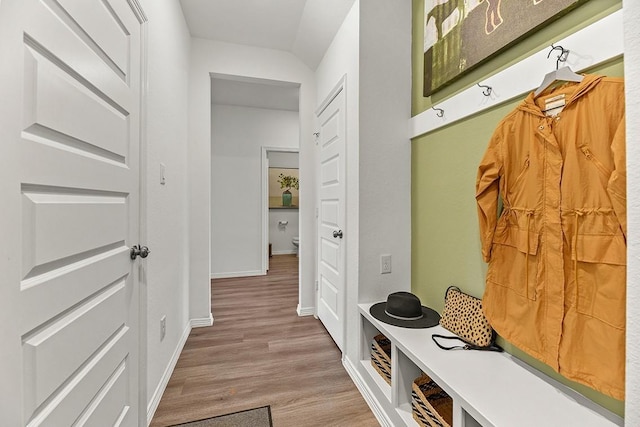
[179,0,356,70]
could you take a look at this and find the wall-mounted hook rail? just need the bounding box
[432,106,444,118]
[547,44,569,70]
[477,83,493,96]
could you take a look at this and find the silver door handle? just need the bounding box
[333,230,343,239]
[130,245,151,260]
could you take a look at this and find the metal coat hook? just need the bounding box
[547,44,569,70]
[477,82,492,96]
[432,106,444,117]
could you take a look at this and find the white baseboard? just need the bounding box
[342,357,392,427]
[191,313,213,328]
[210,270,265,279]
[147,322,192,425]
[296,304,315,316]
[272,249,297,255]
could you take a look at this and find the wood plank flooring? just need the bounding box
[150,255,378,427]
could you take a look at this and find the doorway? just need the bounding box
[210,75,301,282]
[262,148,300,273]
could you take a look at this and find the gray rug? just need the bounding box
[170,406,273,427]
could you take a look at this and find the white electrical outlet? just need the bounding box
[380,254,392,274]
[160,315,166,341]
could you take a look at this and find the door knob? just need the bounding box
[333,230,343,239]
[130,245,151,260]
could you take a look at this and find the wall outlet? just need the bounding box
[380,254,392,274]
[160,315,166,341]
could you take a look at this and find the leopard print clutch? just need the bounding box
[439,286,495,348]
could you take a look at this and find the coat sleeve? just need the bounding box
[608,116,626,239]
[476,128,503,262]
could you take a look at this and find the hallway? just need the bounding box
[150,255,378,426]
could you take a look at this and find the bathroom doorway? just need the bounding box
[262,148,300,273]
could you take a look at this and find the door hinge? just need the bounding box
[315,280,319,291]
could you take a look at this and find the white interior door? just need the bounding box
[316,87,346,351]
[0,0,144,424]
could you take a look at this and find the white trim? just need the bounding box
[261,146,269,275]
[136,8,149,426]
[146,322,191,425]
[296,305,315,316]
[127,0,148,23]
[272,249,297,255]
[410,9,623,139]
[210,270,265,279]
[190,314,214,328]
[342,357,393,427]
[316,74,346,116]
[261,145,299,276]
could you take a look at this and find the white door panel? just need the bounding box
[0,0,144,424]
[316,87,346,351]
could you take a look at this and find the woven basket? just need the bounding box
[411,373,453,427]
[370,334,392,385]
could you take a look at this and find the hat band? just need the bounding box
[384,309,424,321]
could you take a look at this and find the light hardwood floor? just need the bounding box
[150,255,378,426]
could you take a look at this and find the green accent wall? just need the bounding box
[411,0,624,417]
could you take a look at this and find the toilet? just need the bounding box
[292,236,299,256]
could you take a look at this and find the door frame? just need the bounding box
[261,146,300,274]
[315,74,347,345]
[132,2,149,424]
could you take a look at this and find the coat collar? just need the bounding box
[518,74,604,117]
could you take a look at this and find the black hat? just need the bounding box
[370,292,440,328]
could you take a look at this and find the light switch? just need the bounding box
[160,162,166,185]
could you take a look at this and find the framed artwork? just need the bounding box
[269,168,299,208]
[423,0,590,96]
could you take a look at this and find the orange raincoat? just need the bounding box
[476,75,626,399]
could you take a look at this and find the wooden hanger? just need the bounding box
[534,65,584,97]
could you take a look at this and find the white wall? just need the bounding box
[210,105,298,277]
[624,0,640,423]
[314,0,411,366]
[138,0,191,421]
[190,39,317,315]
[269,210,299,254]
[269,151,299,168]
[357,0,411,298]
[314,0,360,359]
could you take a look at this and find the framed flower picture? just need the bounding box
[269,167,299,208]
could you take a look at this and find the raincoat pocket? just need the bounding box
[579,144,612,178]
[509,154,530,194]
[572,234,626,329]
[487,226,540,301]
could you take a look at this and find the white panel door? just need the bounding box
[316,87,346,351]
[0,0,144,425]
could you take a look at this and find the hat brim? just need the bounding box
[369,302,440,329]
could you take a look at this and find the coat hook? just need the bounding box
[432,106,444,118]
[313,132,319,137]
[547,44,569,70]
[477,82,492,96]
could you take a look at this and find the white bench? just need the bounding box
[357,303,622,427]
